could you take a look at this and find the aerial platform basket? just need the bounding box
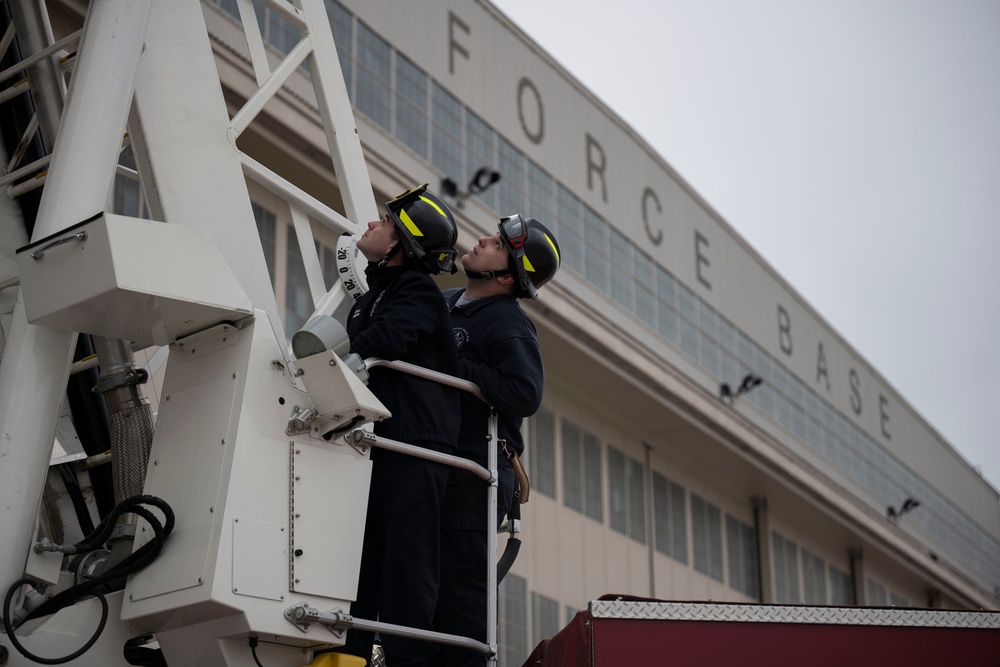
[15,212,253,348]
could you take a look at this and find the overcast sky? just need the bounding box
[490,0,1000,491]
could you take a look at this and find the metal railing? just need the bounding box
[294,357,506,663]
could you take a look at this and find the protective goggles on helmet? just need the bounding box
[499,215,528,250]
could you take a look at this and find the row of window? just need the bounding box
[529,407,919,607]
[202,0,999,591]
[530,408,762,598]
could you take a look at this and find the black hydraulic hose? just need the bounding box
[26,497,174,622]
[3,496,173,664]
[57,463,97,536]
[3,578,109,665]
[66,336,116,519]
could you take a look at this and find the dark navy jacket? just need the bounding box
[443,288,544,467]
[347,265,459,454]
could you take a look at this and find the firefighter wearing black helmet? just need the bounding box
[434,214,561,666]
[338,184,460,666]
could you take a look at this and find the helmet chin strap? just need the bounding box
[465,268,512,280]
[376,242,402,268]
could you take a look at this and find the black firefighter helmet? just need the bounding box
[385,184,458,274]
[498,214,561,299]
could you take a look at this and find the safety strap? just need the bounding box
[500,439,530,504]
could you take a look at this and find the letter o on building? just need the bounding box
[518,77,544,145]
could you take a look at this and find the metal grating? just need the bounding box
[588,600,1000,629]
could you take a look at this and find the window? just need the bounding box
[726,515,759,598]
[583,433,603,522]
[531,592,560,646]
[609,228,633,309]
[801,549,827,604]
[284,231,311,335]
[327,1,353,90]
[252,203,277,287]
[627,456,646,543]
[431,82,462,183]
[111,148,147,219]
[555,184,582,273]
[582,207,607,291]
[700,336,719,378]
[355,21,391,130]
[527,160,555,222]
[321,244,338,291]
[465,111,495,209]
[653,472,687,564]
[866,579,887,606]
[889,592,909,608]
[264,5,301,58]
[561,419,602,521]
[394,53,428,157]
[691,494,723,582]
[828,566,854,605]
[772,533,800,603]
[499,574,528,667]
[497,135,525,216]
[562,420,582,513]
[529,408,556,498]
[634,250,656,327]
[607,446,645,543]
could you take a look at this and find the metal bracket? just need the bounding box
[286,405,317,435]
[92,367,148,394]
[284,601,316,634]
[283,602,350,637]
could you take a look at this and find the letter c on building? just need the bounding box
[641,187,664,246]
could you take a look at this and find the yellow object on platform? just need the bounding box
[308,653,367,667]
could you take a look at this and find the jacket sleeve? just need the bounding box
[458,333,543,418]
[349,276,444,361]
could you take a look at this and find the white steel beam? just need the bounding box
[126,0,288,353]
[0,0,152,590]
[296,0,378,319]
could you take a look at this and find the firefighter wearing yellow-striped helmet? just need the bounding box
[381,184,458,274]
[497,214,561,298]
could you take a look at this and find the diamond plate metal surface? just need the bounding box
[588,600,1000,629]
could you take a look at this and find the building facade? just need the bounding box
[45,1,1000,665]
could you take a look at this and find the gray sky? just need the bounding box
[491,0,1000,491]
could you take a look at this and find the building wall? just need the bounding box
[329,0,998,532]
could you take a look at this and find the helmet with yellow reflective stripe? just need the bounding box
[386,183,459,274]
[498,214,561,299]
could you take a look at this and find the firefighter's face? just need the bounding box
[357,213,398,262]
[461,232,508,273]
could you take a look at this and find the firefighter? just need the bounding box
[338,184,461,666]
[434,214,561,665]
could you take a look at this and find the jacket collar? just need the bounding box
[365,263,416,289]
[447,288,517,315]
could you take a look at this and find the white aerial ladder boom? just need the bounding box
[0,0,476,664]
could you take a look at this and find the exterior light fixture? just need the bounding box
[440,167,502,208]
[887,497,921,524]
[720,373,763,405]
